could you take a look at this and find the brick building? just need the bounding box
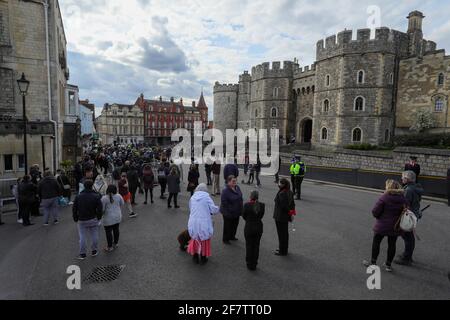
[138,93,208,145]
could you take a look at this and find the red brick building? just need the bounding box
[137,93,208,145]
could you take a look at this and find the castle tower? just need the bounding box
[407,11,425,57]
[249,61,295,141]
[213,82,239,141]
[237,71,252,130]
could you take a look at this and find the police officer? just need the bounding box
[290,157,297,194]
[290,156,306,200]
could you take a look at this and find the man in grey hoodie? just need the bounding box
[395,170,424,266]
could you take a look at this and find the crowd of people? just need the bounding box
[0,145,447,278]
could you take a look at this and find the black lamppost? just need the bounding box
[17,73,30,175]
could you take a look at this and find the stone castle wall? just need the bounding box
[282,147,450,177]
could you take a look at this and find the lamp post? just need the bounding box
[17,73,30,175]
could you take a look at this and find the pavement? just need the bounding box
[0,166,449,300]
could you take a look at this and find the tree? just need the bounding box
[410,109,436,133]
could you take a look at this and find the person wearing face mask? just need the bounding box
[273,178,296,256]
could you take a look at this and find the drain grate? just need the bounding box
[84,265,126,284]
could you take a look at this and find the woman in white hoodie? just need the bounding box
[187,183,220,265]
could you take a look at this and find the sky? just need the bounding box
[60,0,450,119]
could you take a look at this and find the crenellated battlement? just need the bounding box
[293,63,316,78]
[239,70,252,83]
[213,81,239,93]
[316,27,410,61]
[251,61,299,80]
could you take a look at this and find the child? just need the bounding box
[118,173,137,218]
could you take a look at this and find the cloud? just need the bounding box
[60,0,450,120]
[136,16,189,73]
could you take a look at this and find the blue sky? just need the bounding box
[60,0,450,119]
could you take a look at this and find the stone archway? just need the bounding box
[299,118,313,143]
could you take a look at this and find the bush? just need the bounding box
[344,143,378,150]
[394,133,450,148]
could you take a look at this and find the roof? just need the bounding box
[197,91,208,109]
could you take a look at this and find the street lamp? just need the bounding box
[17,73,30,175]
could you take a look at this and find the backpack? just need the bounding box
[396,208,418,232]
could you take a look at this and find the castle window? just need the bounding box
[384,129,390,143]
[389,73,394,85]
[357,70,365,84]
[321,127,328,141]
[312,86,315,93]
[435,98,444,112]
[228,97,231,103]
[271,107,278,118]
[255,109,258,118]
[307,87,310,94]
[352,128,362,143]
[273,87,279,98]
[438,73,445,86]
[302,88,306,95]
[323,99,330,113]
[325,75,331,87]
[354,96,365,111]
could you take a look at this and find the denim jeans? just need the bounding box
[78,219,99,255]
[40,197,59,224]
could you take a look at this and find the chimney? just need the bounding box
[159,96,162,102]
[192,101,196,108]
[180,98,183,105]
[407,11,425,33]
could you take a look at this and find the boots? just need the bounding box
[193,253,200,264]
[200,256,208,265]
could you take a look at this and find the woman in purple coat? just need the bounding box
[363,180,407,272]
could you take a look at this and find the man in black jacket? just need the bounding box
[73,180,103,260]
[38,171,62,226]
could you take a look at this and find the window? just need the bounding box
[354,97,365,111]
[325,75,330,87]
[18,154,25,170]
[435,98,444,112]
[307,87,310,94]
[357,70,365,84]
[255,109,258,118]
[68,91,76,115]
[271,107,278,118]
[438,73,445,86]
[321,128,328,140]
[323,99,330,113]
[384,129,390,143]
[228,97,231,103]
[273,87,279,98]
[4,154,13,171]
[352,128,362,143]
[389,73,394,85]
[302,88,306,95]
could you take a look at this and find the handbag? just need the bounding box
[395,208,418,233]
[58,196,69,207]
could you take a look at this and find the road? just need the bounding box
[0,166,449,300]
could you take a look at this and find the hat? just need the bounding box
[410,156,418,161]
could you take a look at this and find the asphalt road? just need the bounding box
[1,166,449,300]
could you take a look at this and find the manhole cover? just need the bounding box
[84,265,125,284]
